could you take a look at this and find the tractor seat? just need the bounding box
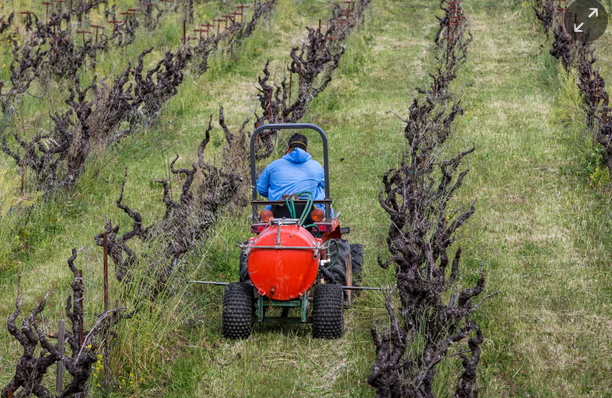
[271,203,314,225]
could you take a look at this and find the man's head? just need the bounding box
[286,133,308,153]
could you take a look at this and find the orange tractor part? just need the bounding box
[247,224,322,301]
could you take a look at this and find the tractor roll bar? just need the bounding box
[250,123,331,218]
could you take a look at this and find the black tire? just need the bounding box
[222,282,254,340]
[239,248,250,283]
[350,243,363,286]
[312,284,344,339]
[325,239,350,285]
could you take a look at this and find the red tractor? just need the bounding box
[222,124,363,339]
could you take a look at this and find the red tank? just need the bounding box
[247,224,322,301]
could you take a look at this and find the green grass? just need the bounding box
[595,0,612,83]
[2,0,612,396]
[451,0,612,396]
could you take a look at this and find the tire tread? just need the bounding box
[222,282,253,340]
[312,284,344,339]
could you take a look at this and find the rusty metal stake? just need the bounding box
[42,1,51,21]
[298,63,302,94]
[102,230,111,387]
[78,269,84,347]
[288,69,292,103]
[108,20,123,35]
[214,18,222,34]
[7,386,13,398]
[555,0,567,14]
[103,232,109,313]
[76,30,90,44]
[19,160,25,197]
[90,24,104,43]
[53,0,64,14]
[237,4,249,21]
[20,11,33,31]
[202,23,213,38]
[268,89,273,121]
[56,319,65,394]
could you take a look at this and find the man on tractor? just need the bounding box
[219,124,364,340]
[255,133,326,216]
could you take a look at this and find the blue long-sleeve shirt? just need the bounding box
[256,148,325,202]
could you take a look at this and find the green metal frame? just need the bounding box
[256,294,311,324]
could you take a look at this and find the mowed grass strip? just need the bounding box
[453,0,612,396]
[162,0,441,397]
[593,0,612,83]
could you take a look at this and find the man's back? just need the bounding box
[256,148,325,201]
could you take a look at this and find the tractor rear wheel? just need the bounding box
[326,240,363,286]
[222,282,254,340]
[350,243,363,286]
[312,284,344,339]
[239,248,250,282]
[326,239,350,285]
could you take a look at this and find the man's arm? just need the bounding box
[256,166,271,198]
[318,164,325,190]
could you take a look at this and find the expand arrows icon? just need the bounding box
[564,0,608,42]
[574,6,602,32]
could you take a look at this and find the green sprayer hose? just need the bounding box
[296,191,313,226]
[284,191,314,226]
[285,196,297,218]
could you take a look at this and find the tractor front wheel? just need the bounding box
[222,282,254,340]
[312,284,344,339]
